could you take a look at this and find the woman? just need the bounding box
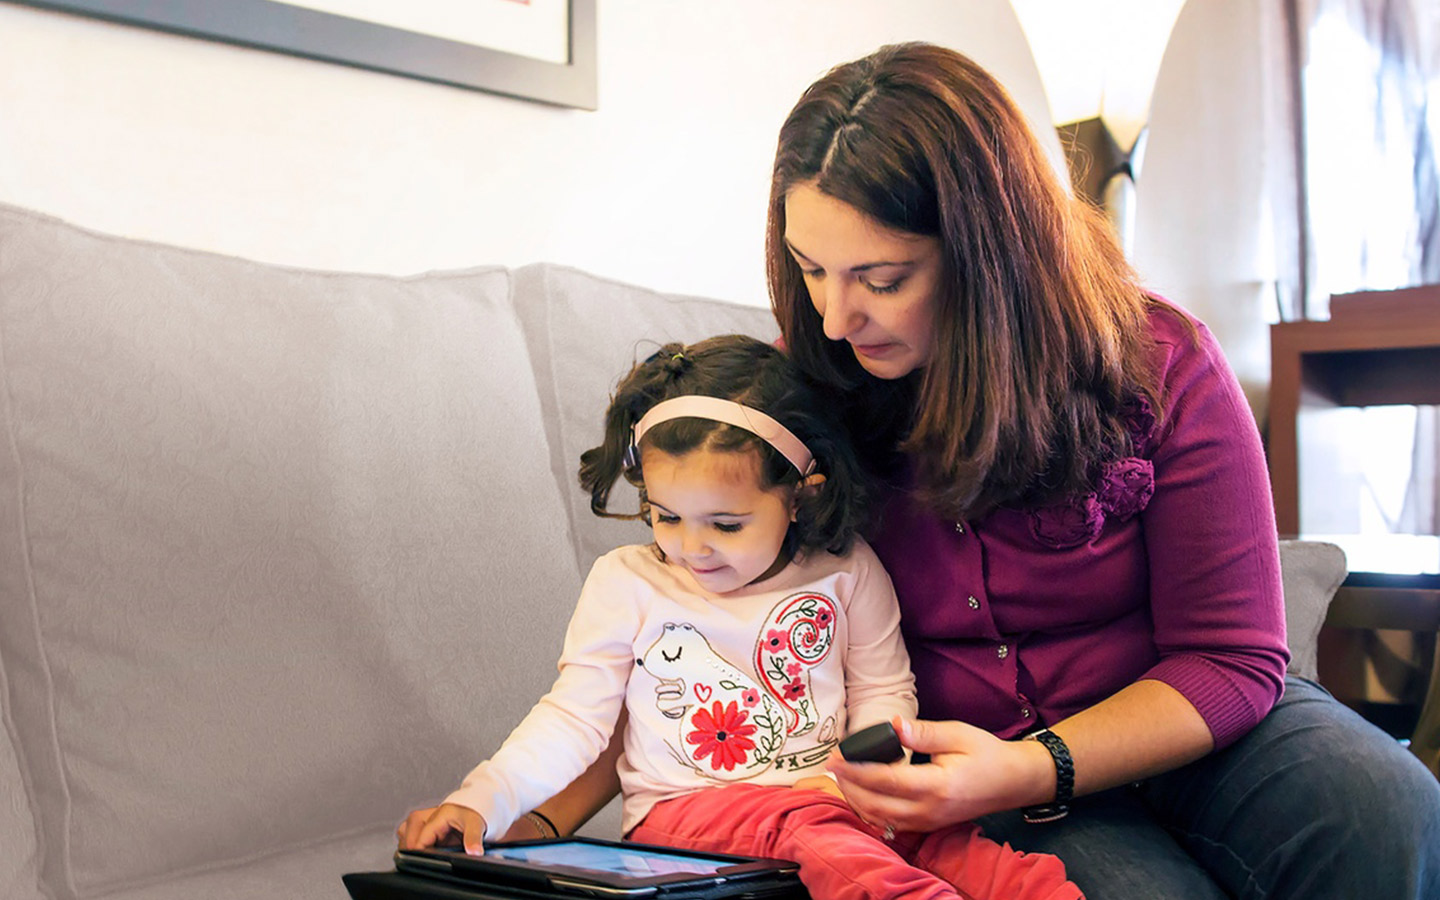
[764,41,1439,898]
[404,42,1440,898]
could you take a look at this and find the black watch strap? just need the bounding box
[1021,729,1074,824]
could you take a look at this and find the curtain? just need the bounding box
[1299,0,1440,315]
[1294,0,1440,539]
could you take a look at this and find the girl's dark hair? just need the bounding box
[766,41,1181,519]
[578,334,866,559]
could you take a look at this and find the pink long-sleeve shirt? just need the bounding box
[447,538,916,839]
[869,301,1289,749]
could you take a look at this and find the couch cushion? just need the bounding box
[0,205,585,897]
[1278,539,1348,681]
[97,827,398,900]
[0,689,43,900]
[510,264,780,575]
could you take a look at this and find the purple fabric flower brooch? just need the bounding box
[1029,397,1158,549]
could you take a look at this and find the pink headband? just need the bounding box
[632,396,817,476]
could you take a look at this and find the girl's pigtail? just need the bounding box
[791,421,869,556]
[578,342,688,519]
[578,398,642,520]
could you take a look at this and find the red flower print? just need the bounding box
[741,688,761,707]
[785,661,802,677]
[763,629,790,653]
[815,609,833,627]
[781,679,806,701]
[687,701,757,771]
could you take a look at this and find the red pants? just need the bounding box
[629,784,1083,900]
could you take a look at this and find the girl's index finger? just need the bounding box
[463,819,485,856]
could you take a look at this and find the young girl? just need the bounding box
[399,335,1081,900]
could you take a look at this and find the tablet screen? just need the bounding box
[484,842,731,879]
[396,837,801,897]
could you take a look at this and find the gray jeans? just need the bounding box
[974,677,1440,899]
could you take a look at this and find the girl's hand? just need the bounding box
[790,774,845,800]
[825,717,1053,832]
[397,803,489,855]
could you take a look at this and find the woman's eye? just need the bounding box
[655,514,679,525]
[863,279,903,295]
[714,522,744,534]
[800,266,824,279]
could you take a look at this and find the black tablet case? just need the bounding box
[342,869,811,900]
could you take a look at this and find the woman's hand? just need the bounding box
[826,717,1053,832]
[396,803,488,855]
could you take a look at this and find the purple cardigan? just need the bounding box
[869,301,1289,749]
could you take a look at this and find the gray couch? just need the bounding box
[0,202,1347,900]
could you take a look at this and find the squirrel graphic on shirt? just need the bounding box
[635,592,838,780]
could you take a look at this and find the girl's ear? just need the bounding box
[790,472,827,522]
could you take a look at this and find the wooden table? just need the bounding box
[1268,285,1440,536]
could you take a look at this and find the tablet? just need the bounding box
[395,837,802,899]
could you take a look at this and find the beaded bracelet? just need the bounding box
[522,810,559,839]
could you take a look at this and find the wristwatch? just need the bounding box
[1021,728,1074,824]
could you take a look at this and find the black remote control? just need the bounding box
[838,721,904,763]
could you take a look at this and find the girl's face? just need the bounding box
[642,445,796,595]
[783,181,943,380]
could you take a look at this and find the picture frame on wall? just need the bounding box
[6,0,598,110]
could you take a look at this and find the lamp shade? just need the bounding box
[1012,0,1186,153]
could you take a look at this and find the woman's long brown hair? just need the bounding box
[768,42,1172,520]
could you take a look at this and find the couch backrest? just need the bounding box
[0,204,587,897]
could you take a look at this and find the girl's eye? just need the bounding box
[655,514,679,525]
[714,522,744,534]
[799,266,824,279]
[863,279,903,295]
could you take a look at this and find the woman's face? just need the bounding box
[783,181,942,380]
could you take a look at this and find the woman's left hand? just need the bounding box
[826,717,1051,832]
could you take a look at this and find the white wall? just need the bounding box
[0,0,1058,306]
[0,0,1279,411]
[1135,0,1279,416]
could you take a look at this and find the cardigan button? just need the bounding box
[968,596,980,609]
[997,644,1009,660]
[954,522,965,534]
